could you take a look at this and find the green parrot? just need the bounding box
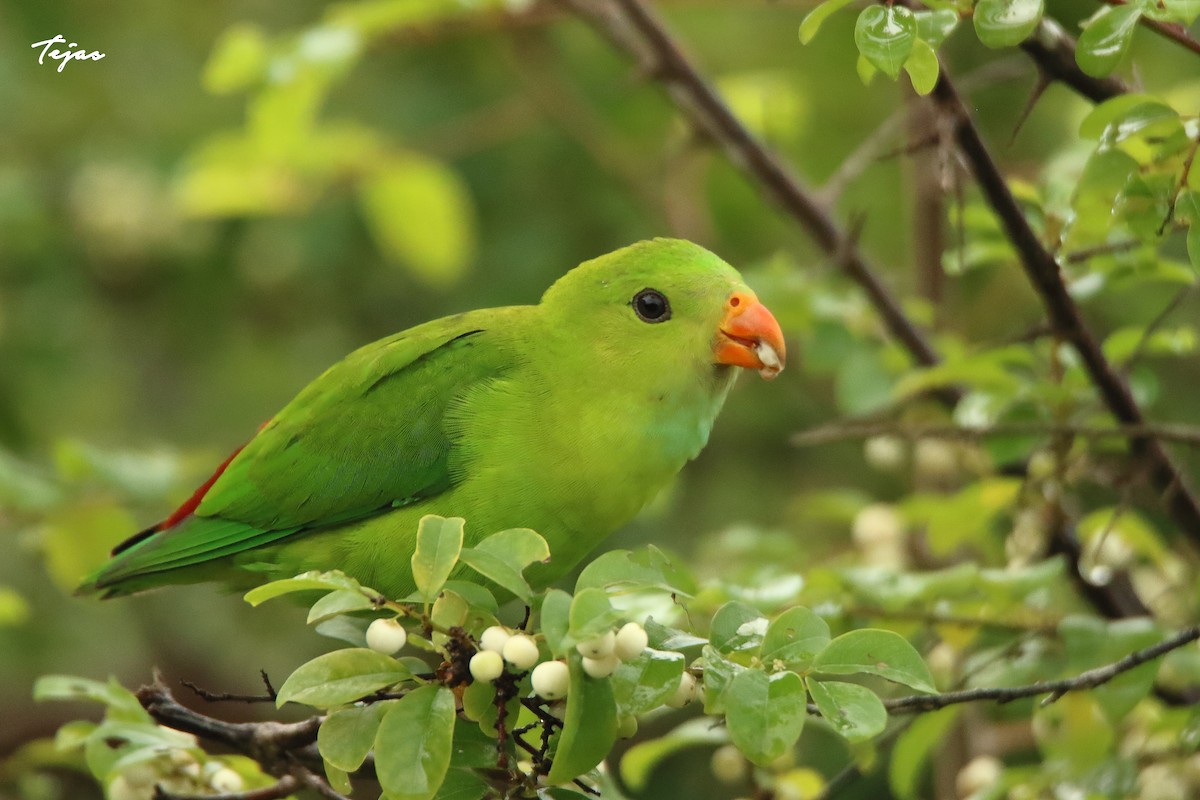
[78,239,785,600]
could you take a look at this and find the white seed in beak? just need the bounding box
[756,340,783,380]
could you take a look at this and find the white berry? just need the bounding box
[107,776,145,800]
[501,634,539,670]
[210,767,245,794]
[479,625,511,653]
[576,629,616,659]
[614,622,648,661]
[711,744,748,784]
[366,618,408,654]
[617,716,639,739]
[864,436,905,471]
[469,650,505,683]
[531,660,570,699]
[955,756,1002,799]
[665,672,697,708]
[582,653,620,678]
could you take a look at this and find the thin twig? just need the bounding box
[845,605,1060,634]
[1061,239,1143,264]
[1125,285,1195,373]
[792,419,1200,448]
[883,625,1200,713]
[182,680,275,704]
[928,65,1200,546]
[1018,19,1128,102]
[154,776,299,800]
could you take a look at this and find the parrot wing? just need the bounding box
[80,311,516,595]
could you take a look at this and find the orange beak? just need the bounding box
[714,290,786,380]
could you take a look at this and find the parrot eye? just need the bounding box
[632,289,671,323]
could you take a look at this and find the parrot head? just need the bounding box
[539,238,786,383]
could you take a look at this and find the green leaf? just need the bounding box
[33,676,151,724]
[277,648,412,708]
[888,707,962,799]
[856,53,878,85]
[611,648,686,717]
[973,0,1043,48]
[411,515,464,603]
[546,654,618,785]
[725,670,807,765]
[203,23,268,94]
[709,601,767,654]
[808,679,887,742]
[836,348,894,415]
[1076,5,1141,77]
[1161,0,1200,23]
[854,6,917,80]
[319,703,388,772]
[375,685,456,800]
[813,629,936,693]
[1059,616,1163,722]
[1079,95,1178,141]
[576,547,693,596]
[645,618,708,653]
[433,768,489,800]
[903,39,939,95]
[799,0,858,43]
[244,571,362,606]
[358,153,475,288]
[568,588,624,643]
[701,645,747,715]
[915,9,959,47]
[541,589,573,657]
[473,528,549,569]
[457,547,532,603]
[619,718,728,791]
[761,607,832,670]
[1178,190,1200,272]
[308,589,375,625]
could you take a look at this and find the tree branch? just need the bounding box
[928,67,1200,547]
[559,0,957,405]
[155,776,299,800]
[792,419,1200,449]
[136,679,347,799]
[1017,20,1127,103]
[882,625,1200,713]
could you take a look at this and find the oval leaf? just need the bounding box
[973,0,1043,48]
[808,679,887,742]
[358,154,475,288]
[903,38,939,96]
[375,685,456,800]
[277,648,412,708]
[854,6,917,79]
[1076,5,1141,77]
[411,515,464,602]
[546,654,618,785]
[725,670,807,766]
[812,629,936,693]
[761,607,832,670]
[800,0,858,43]
[319,703,388,772]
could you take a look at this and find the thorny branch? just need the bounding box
[558,0,956,406]
[928,67,1200,549]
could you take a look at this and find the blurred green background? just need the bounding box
[2,0,1198,797]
